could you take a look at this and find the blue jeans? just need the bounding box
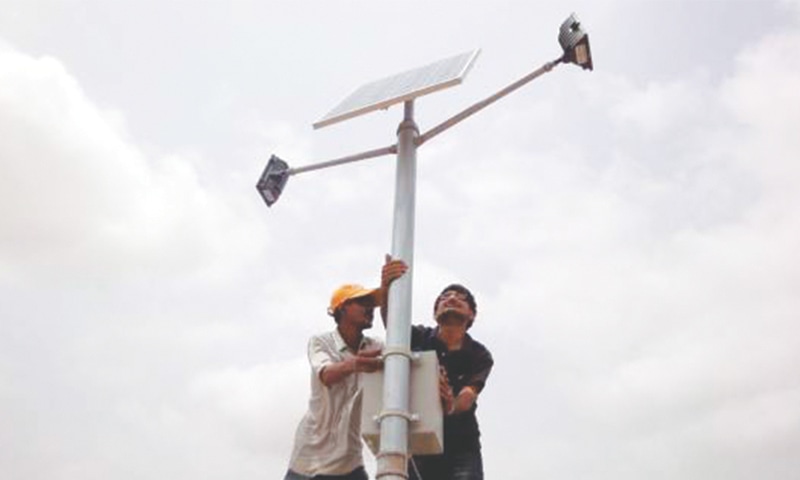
[284,466,369,480]
[409,451,483,480]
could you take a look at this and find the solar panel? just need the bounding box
[313,49,480,129]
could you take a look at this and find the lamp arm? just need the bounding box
[417,57,563,146]
[288,144,398,176]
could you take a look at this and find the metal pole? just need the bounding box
[417,58,563,145]
[288,144,397,176]
[377,100,418,480]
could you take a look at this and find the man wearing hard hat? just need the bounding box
[284,284,384,480]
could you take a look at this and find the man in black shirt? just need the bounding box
[380,257,494,480]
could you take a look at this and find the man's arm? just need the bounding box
[449,346,494,415]
[319,348,383,387]
[449,386,478,414]
[380,255,408,326]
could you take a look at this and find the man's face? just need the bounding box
[434,290,474,327]
[341,295,377,329]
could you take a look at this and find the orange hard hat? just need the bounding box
[327,284,379,316]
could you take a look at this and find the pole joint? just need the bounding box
[374,409,419,424]
[397,101,419,136]
[381,347,418,362]
[397,118,419,137]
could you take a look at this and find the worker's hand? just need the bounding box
[352,348,383,373]
[379,255,408,323]
[452,385,478,414]
[438,367,455,415]
[382,254,408,289]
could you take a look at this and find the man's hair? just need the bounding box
[333,306,345,324]
[433,283,477,316]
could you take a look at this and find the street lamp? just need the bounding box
[255,155,289,207]
[257,13,592,480]
[256,13,593,206]
[559,13,593,71]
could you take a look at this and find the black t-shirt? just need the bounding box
[410,325,494,453]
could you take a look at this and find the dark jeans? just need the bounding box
[409,451,483,480]
[284,466,369,480]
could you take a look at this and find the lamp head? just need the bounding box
[558,13,593,71]
[256,155,290,207]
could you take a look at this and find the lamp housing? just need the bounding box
[256,155,290,207]
[558,13,593,71]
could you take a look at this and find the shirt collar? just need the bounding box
[432,326,473,350]
[333,328,372,352]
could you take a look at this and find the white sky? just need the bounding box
[2,1,800,479]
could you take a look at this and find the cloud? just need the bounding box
[721,30,800,193]
[0,46,265,286]
[2,4,800,480]
[188,358,309,456]
[0,43,283,479]
[473,25,800,480]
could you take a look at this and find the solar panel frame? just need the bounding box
[313,49,480,129]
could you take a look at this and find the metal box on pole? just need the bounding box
[360,351,444,456]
